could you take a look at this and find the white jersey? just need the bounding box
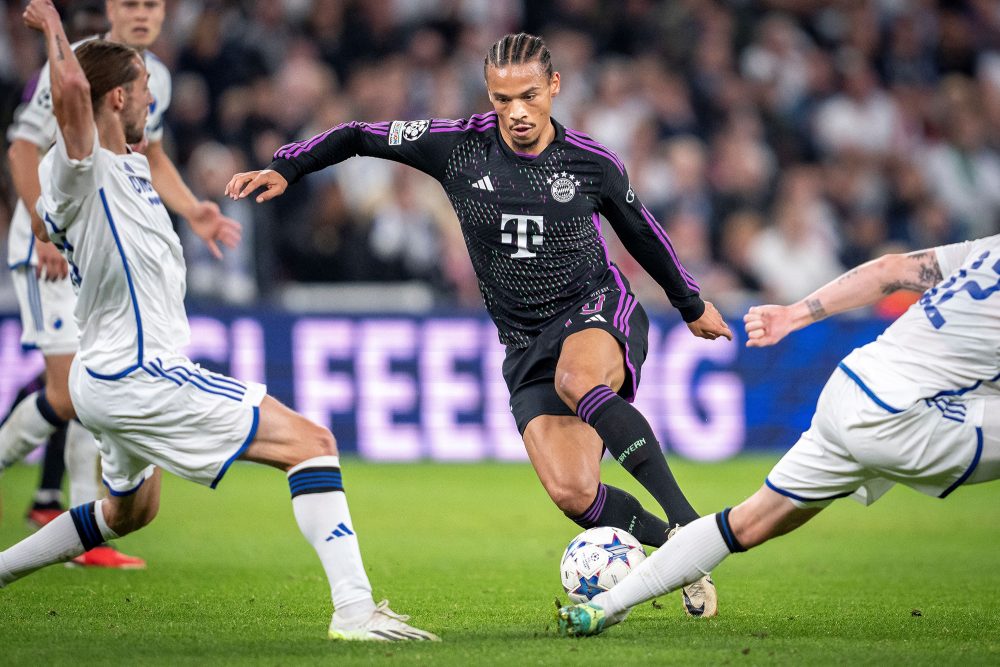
[842,235,1000,410]
[6,37,171,268]
[37,127,189,378]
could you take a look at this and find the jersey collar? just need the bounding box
[498,117,565,164]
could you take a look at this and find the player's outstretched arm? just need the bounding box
[24,0,93,162]
[744,249,943,347]
[225,170,288,203]
[23,0,93,246]
[687,301,733,341]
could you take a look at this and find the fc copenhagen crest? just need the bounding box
[547,172,581,203]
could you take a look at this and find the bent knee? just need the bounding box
[291,423,339,465]
[547,480,598,517]
[554,369,593,410]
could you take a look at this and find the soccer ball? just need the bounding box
[560,526,646,603]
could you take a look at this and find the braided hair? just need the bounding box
[484,33,553,78]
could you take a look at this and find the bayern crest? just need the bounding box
[547,172,581,203]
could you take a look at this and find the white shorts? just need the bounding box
[767,364,987,508]
[69,353,267,495]
[10,265,80,355]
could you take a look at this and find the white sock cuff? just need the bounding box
[287,455,340,477]
[93,499,120,541]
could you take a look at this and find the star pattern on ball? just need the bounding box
[601,534,633,564]
[571,574,604,600]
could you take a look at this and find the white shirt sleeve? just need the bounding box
[144,56,172,144]
[934,235,1000,277]
[51,124,102,200]
[6,63,58,149]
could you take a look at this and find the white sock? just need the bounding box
[287,456,375,623]
[0,499,117,587]
[595,514,733,617]
[0,391,61,471]
[65,420,101,507]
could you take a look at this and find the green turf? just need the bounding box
[1,457,998,665]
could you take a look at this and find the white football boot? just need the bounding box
[667,525,719,618]
[328,599,441,641]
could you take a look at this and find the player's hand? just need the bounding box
[35,238,68,281]
[687,301,733,341]
[23,0,59,31]
[744,304,795,347]
[225,170,288,203]
[186,200,242,260]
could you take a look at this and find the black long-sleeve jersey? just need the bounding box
[268,112,705,348]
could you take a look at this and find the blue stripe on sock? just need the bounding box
[288,471,343,484]
[70,503,103,550]
[289,478,343,493]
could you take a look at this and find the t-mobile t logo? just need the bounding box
[500,214,544,258]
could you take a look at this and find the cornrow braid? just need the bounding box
[484,32,553,78]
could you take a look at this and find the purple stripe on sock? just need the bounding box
[581,484,608,524]
[578,386,615,423]
[564,129,626,173]
[576,386,614,421]
[638,205,700,291]
[564,137,625,175]
[581,391,616,423]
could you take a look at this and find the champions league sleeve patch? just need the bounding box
[389,120,430,145]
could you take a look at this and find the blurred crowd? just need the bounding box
[2,0,1000,313]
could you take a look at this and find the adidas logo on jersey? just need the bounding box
[585,314,607,323]
[471,175,495,192]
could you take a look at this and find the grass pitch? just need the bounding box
[1,456,998,665]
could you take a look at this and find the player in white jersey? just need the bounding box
[1,0,238,568]
[0,2,438,642]
[556,236,1000,636]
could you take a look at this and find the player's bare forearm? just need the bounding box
[7,139,45,229]
[24,0,93,159]
[797,251,942,325]
[146,141,199,217]
[745,250,943,347]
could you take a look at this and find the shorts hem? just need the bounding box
[939,426,983,498]
[210,405,260,489]
[102,471,149,497]
[765,477,854,506]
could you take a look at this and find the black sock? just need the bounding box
[568,483,670,547]
[577,385,700,527]
[36,425,68,507]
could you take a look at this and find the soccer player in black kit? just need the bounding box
[227,33,733,618]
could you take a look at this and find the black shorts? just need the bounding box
[501,275,650,434]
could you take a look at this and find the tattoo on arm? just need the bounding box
[55,35,66,61]
[881,251,943,294]
[806,298,826,321]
